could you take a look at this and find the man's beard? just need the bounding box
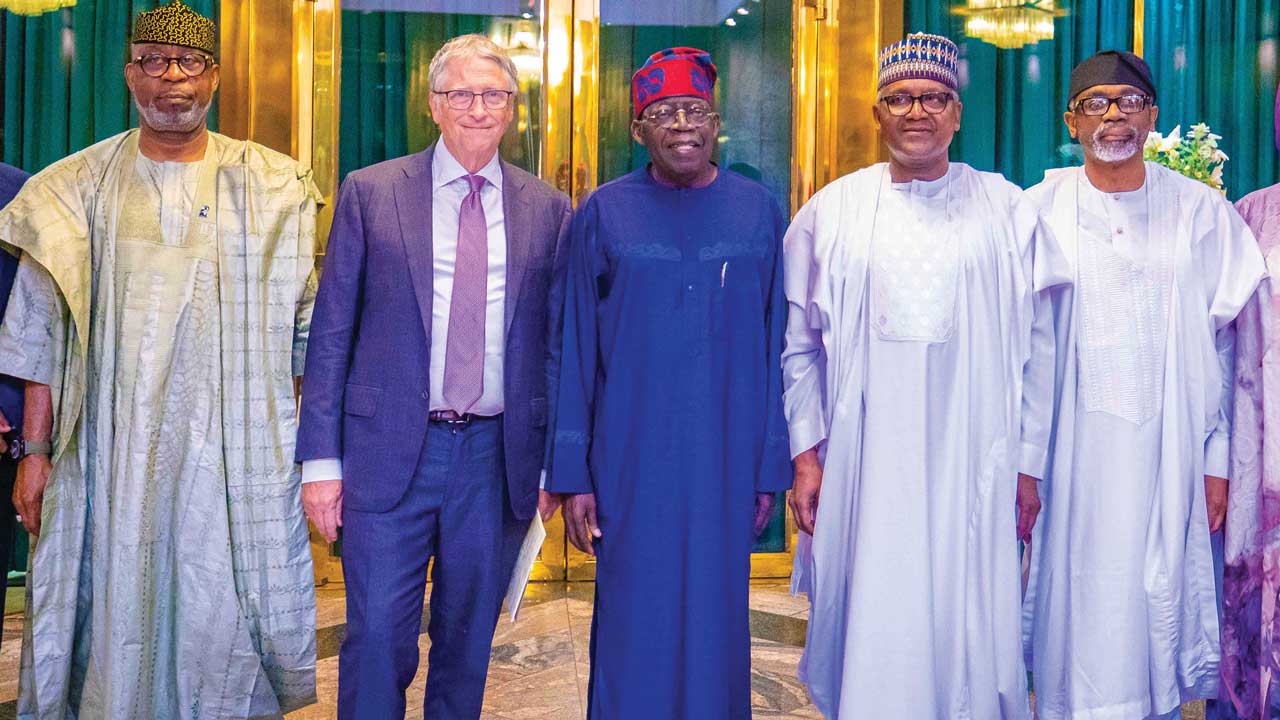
[1084,122,1141,162]
[134,95,210,133]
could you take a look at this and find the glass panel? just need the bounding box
[592,0,793,553]
[337,0,543,186]
[901,0,1133,188]
[596,0,794,214]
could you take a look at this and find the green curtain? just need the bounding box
[338,11,546,187]
[1143,0,1279,199]
[903,0,1133,188]
[0,1,218,174]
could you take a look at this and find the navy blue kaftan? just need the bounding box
[546,167,792,719]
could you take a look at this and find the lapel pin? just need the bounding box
[199,205,210,218]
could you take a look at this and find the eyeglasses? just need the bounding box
[1071,94,1153,116]
[878,92,955,116]
[641,104,717,129]
[133,53,213,78]
[433,89,515,110]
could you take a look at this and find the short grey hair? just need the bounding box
[427,34,519,92]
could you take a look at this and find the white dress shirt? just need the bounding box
[302,141,507,484]
[428,139,508,415]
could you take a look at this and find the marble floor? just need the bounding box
[286,580,819,719]
[0,580,1207,719]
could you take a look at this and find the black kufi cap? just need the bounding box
[1068,50,1156,105]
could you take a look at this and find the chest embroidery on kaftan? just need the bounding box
[1075,182,1175,426]
[870,180,961,343]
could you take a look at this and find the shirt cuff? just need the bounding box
[1018,441,1048,481]
[302,457,343,484]
[539,469,547,490]
[787,417,828,461]
[1204,433,1230,479]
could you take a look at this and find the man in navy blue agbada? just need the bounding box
[546,47,792,719]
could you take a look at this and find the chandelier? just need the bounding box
[953,0,1068,50]
[0,0,74,15]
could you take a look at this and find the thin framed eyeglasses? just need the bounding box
[878,92,955,116]
[641,104,717,129]
[433,89,515,110]
[133,53,213,78]
[1072,94,1153,116]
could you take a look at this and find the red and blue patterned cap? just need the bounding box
[877,33,959,91]
[631,47,718,117]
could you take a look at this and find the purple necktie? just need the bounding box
[442,174,488,413]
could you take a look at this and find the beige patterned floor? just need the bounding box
[0,581,1208,719]
[286,581,820,719]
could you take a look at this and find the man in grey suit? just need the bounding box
[296,34,571,719]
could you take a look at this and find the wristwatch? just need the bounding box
[8,435,51,461]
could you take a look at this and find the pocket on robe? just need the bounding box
[705,255,764,340]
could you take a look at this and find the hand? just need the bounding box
[302,479,343,543]
[1205,474,1228,534]
[789,448,823,536]
[0,408,11,454]
[14,453,52,536]
[538,489,563,522]
[1016,473,1041,543]
[564,493,601,556]
[783,445,824,535]
[754,492,775,537]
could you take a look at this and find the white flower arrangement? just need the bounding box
[1143,123,1229,192]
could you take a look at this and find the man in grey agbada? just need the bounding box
[0,2,320,716]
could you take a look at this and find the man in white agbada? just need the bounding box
[0,2,321,717]
[1022,51,1267,720]
[782,32,1069,718]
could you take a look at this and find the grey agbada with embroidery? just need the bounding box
[0,129,320,719]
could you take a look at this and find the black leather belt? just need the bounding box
[428,410,494,428]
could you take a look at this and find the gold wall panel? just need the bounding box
[1133,0,1144,56]
[794,0,903,202]
[791,0,820,213]
[824,0,902,190]
[311,0,340,252]
[544,0,575,195]
[569,0,599,207]
[219,0,339,208]
[218,0,297,157]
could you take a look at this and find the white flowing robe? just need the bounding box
[783,163,1070,719]
[1023,163,1267,720]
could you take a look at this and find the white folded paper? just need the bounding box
[505,513,547,622]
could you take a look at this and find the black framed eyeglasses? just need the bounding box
[133,53,213,78]
[641,104,717,129]
[433,89,515,110]
[1071,94,1153,116]
[878,92,955,116]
